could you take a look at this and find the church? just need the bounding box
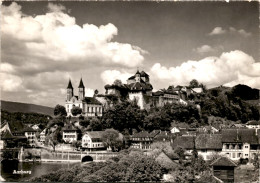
[65,78,103,117]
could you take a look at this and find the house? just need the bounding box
[246,120,260,129]
[210,156,237,183]
[172,136,195,157]
[229,123,246,129]
[0,121,33,148]
[31,124,40,131]
[130,131,154,150]
[23,126,37,147]
[150,130,174,142]
[170,127,180,134]
[151,85,188,108]
[62,125,78,143]
[221,129,260,160]
[81,131,106,151]
[65,78,103,117]
[195,134,222,160]
[40,128,47,143]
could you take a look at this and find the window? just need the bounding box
[245,154,248,156]
[232,153,236,158]
[245,146,249,148]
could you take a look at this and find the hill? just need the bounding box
[1,100,54,116]
[208,84,259,101]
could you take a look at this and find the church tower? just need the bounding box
[135,70,141,82]
[67,79,74,101]
[78,78,85,101]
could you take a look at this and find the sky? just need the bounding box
[1,1,259,107]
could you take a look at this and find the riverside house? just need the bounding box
[81,131,106,151]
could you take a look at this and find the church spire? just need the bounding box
[67,79,73,89]
[78,77,85,88]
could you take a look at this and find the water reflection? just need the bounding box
[1,160,79,182]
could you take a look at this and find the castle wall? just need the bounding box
[129,92,144,109]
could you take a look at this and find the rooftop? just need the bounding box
[210,156,237,167]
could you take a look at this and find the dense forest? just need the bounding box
[1,110,52,128]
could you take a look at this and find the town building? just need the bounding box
[62,125,78,143]
[221,129,260,160]
[130,131,154,150]
[40,128,46,143]
[195,134,222,160]
[65,78,103,117]
[81,131,106,151]
[210,156,237,183]
[24,127,37,147]
[0,121,32,148]
[246,120,260,129]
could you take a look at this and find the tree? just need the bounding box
[101,129,123,151]
[46,127,62,151]
[189,79,199,88]
[87,118,103,131]
[113,79,123,86]
[71,106,82,116]
[54,104,67,116]
[253,154,259,169]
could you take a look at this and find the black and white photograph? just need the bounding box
[0,1,259,182]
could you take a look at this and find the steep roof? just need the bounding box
[149,130,161,137]
[195,134,222,150]
[247,120,260,125]
[83,97,102,105]
[222,129,259,144]
[23,126,37,132]
[1,130,14,139]
[128,75,135,80]
[210,156,237,167]
[63,124,77,131]
[140,71,149,77]
[132,131,154,138]
[78,78,85,88]
[86,131,105,139]
[67,79,73,89]
[172,136,195,150]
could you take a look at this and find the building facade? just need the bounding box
[65,78,103,117]
[81,131,106,151]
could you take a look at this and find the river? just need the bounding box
[1,160,80,182]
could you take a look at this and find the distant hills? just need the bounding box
[1,100,54,116]
[208,84,259,101]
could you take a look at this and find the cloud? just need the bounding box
[0,72,24,92]
[1,2,145,70]
[193,45,215,54]
[101,70,132,84]
[208,26,251,37]
[150,50,260,89]
[229,27,252,37]
[209,27,226,35]
[85,88,94,97]
[47,3,66,12]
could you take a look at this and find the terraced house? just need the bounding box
[172,129,260,161]
[221,129,260,160]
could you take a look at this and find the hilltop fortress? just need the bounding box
[65,70,202,117]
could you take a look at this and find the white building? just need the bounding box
[170,127,180,134]
[40,128,46,143]
[221,129,260,160]
[65,78,103,117]
[62,125,78,143]
[246,120,260,129]
[24,127,37,147]
[82,131,105,151]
